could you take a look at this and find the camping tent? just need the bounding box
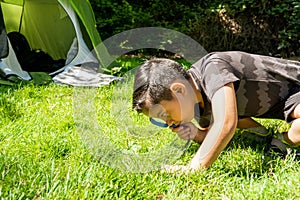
[0,0,114,86]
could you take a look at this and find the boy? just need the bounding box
[132,51,300,171]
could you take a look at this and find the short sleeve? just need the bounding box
[200,60,240,100]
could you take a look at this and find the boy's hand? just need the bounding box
[171,122,198,140]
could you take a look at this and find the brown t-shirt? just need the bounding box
[189,51,300,124]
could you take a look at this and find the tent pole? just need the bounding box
[19,0,25,32]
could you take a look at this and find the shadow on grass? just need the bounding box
[227,131,300,177]
[179,128,300,178]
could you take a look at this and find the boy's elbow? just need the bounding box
[226,119,237,133]
[221,116,238,138]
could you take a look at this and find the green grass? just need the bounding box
[1,70,300,199]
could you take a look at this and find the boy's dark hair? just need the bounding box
[132,58,190,113]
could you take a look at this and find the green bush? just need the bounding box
[90,0,300,57]
[90,0,197,39]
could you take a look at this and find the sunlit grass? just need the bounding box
[0,58,300,199]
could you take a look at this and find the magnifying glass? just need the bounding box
[149,117,191,151]
[149,117,180,128]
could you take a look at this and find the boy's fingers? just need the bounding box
[172,124,194,140]
[171,125,185,132]
[177,130,192,140]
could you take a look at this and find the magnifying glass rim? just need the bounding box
[149,118,179,128]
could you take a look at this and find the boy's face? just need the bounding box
[147,81,196,127]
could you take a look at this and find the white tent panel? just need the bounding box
[49,0,98,75]
[0,38,31,80]
[58,0,97,66]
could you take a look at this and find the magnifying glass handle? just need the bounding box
[170,124,187,128]
[170,124,179,128]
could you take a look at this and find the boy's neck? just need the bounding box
[188,73,204,109]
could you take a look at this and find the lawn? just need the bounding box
[1,60,300,199]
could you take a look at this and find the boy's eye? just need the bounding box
[159,112,171,121]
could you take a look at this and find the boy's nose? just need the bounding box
[166,119,175,127]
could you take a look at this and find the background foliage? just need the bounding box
[90,0,300,58]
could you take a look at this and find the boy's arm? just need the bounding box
[189,82,238,169]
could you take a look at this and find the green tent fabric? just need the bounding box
[1,0,102,58]
[0,0,111,85]
[66,0,102,50]
[0,4,7,59]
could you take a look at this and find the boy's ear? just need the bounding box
[170,82,186,95]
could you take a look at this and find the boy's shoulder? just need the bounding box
[191,51,246,72]
[193,51,280,72]
[201,51,254,62]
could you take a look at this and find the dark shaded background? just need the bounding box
[90,0,300,58]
